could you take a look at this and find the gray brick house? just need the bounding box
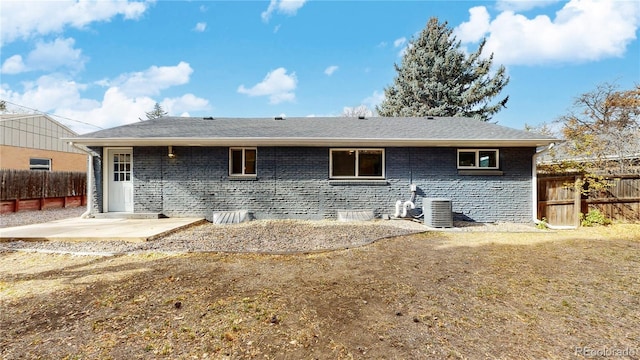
[68,116,556,223]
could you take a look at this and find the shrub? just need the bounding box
[580,208,611,227]
[536,217,549,230]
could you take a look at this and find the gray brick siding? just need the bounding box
[96,146,535,223]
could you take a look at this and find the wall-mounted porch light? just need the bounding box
[168,145,176,158]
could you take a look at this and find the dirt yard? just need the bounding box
[1,225,639,359]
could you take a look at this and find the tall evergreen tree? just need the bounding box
[141,102,168,121]
[376,17,509,121]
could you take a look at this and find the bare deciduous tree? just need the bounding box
[556,82,640,174]
[342,105,374,118]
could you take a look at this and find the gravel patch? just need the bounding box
[0,207,85,228]
[1,208,543,255]
[447,220,543,232]
[0,219,426,255]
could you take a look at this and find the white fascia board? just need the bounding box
[66,137,557,147]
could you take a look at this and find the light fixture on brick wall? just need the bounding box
[168,145,176,158]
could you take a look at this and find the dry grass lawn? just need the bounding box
[1,224,639,359]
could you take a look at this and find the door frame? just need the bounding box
[103,147,134,212]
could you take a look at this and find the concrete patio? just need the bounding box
[0,217,205,242]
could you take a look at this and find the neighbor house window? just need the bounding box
[330,149,384,179]
[457,149,499,169]
[229,148,257,176]
[29,158,51,171]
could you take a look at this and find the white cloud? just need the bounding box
[398,43,413,58]
[237,67,297,104]
[56,87,157,130]
[1,55,27,74]
[454,6,490,44]
[0,65,210,132]
[324,65,339,76]
[278,0,307,14]
[261,0,307,22]
[162,94,210,115]
[193,22,207,32]
[342,90,386,117]
[1,37,86,74]
[363,90,385,109]
[106,61,193,97]
[496,0,562,12]
[0,0,152,46]
[29,38,85,71]
[0,74,93,117]
[393,37,406,48]
[262,1,278,22]
[456,0,640,65]
[56,88,210,131]
[2,38,86,74]
[393,36,410,57]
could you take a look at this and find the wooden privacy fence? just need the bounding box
[0,170,86,213]
[538,174,640,227]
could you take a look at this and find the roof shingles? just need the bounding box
[69,116,557,147]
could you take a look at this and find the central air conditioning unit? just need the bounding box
[424,198,453,228]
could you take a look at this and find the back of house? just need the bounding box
[68,116,556,223]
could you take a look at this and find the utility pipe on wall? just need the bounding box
[393,185,418,218]
[394,200,402,218]
[401,200,415,217]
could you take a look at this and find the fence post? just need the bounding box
[574,175,582,228]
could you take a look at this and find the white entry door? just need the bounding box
[107,148,133,212]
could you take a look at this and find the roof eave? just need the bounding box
[66,137,558,148]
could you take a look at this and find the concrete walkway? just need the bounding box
[0,217,205,242]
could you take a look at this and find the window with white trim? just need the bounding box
[330,149,384,179]
[229,148,257,176]
[29,158,51,171]
[457,149,499,169]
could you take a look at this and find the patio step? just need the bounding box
[93,212,165,220]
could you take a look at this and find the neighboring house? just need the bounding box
[0,114,87,172]
[68,116,556,223]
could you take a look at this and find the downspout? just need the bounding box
[70,142,99,219]
[532,143,576,230]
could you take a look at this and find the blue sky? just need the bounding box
[1,0,638,134]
